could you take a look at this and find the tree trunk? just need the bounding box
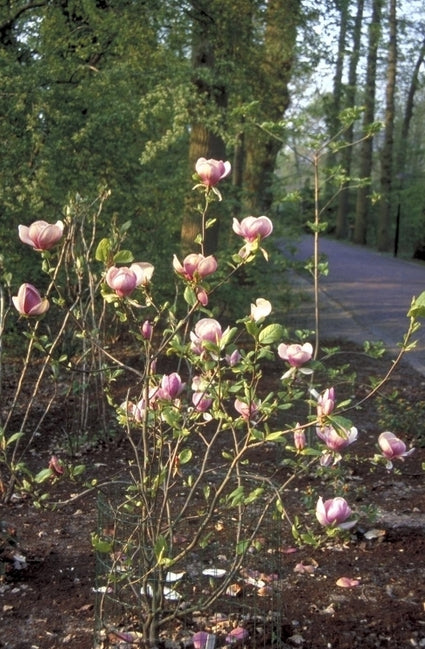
[180,1,228,256]
[243,0,300,215]
[324,0,349,213]
[377,0,397,252]
[335,0,364,239]
[396,35,425,182]
[353,0,383,245]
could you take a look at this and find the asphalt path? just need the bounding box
[280,235,425,376]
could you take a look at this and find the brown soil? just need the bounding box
[0,342,424,649]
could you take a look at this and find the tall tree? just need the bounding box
[324,0,350,205]
[181,0,301,252]
[396,33,425,182]
[180,0,229,255]
[0,1,190,283]
[353,0,383,244]
[335,0,364,238]
[242,0,301,214]
[377,0,397,251]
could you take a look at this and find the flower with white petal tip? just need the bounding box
[250,298,272,322]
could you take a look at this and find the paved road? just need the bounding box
[281,235,425,376]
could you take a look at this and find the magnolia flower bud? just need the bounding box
[141,320,153,340]
[12,283,49,316]
[294,424,306,451]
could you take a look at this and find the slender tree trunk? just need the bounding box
[335,0,364,239]
[181,1,228,256]
[243,0,300,214]
[231,127,245,219]
[396,35,425,182]
[377,0,397,252]
[324,0,349,212]
[353,0,383,245]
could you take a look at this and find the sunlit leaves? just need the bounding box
[408,291,425,319]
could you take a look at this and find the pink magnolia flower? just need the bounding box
[158,372,185,400]
[378,432,414,468]
[193,631,211,649]
[316,425,357,452]
[18,220,64,251]
[49,455,64,476]
[232,216,273,243]
[316,496,355,529]
[225,628,249,644]
[126,387,160,422]
[190,318,223,355]
[129,399,147,423]
[192,392,213,413]
[141,320,153,340]
[195,157,231,188]
[12,283,49,316]
[250,298,272,322]
[105,262,154,297]
[294,424,306,451]
[191,375,207,392]
[226,349,241,367]
[234,398,259,421]
[173,253,217,282]
[278,342,313,367]
[317,387,336,418]
[195,287,209,306]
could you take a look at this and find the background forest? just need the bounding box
[1,0,425,298]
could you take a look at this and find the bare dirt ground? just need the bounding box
[0,342,424,649]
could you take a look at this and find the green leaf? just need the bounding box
[249,428,264,441]
[183,286,197,307]
[328,415,354,434]
[119,220,132,234]
[113,249,134,264]
[178,448,192,465]
[71,464,85,477]
[95,238,111,262]
[222,450,233,461]
[154,535,168,564]
[265,430,286,442]
[258,323,285,345]
[408,291,425,319]
[34,468,53,484]
[245,319,258,337]
[306,220,328,234]
[91,533,113,554]
[6,432,24,447]
[203,485,211,501]
[227,485,244,506]
[199,532,212,549]
[236,539,250,555]
[244,487,264,504]
[221,326,237,347]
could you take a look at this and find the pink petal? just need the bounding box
[336,577,360,588]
